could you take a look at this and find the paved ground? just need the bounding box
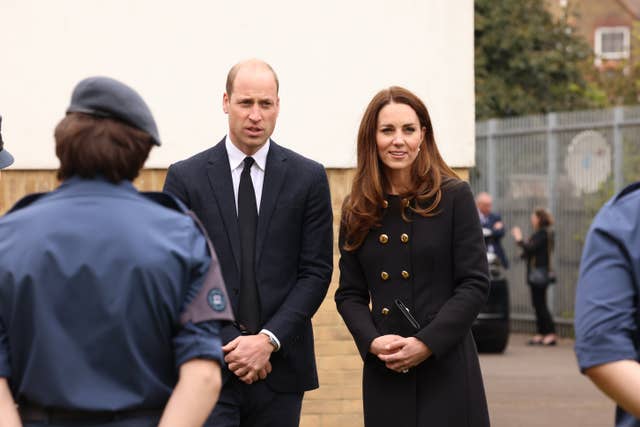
[480,334,614,427]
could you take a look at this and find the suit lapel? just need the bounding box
[256,141,288,266]
[206,141,242,273]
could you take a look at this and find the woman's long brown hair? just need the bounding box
[342,86,459,251]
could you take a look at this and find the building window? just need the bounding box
[594,26,630,61]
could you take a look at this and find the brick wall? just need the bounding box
[0,167,467,426]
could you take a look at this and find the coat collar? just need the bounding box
[206,139,242,272]
[58,175,138,195]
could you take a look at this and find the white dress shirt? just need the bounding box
[225,136,269,214]
[225,135,280,351]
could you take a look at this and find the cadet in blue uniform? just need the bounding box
[0,77,234,427]
[575,181,640,427]
[0,115,19,426]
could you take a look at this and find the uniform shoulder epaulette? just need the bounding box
[140,191,188,213]
[6,192,49,214]
[614,181,640,203]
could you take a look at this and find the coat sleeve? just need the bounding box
[261,165,333,348]
[414,182,490,358]
[335,222,380,360]
[516,230,546,259]
[490,213,506,239]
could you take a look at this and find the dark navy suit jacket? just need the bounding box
[163,139,333,393]
[480,212,509,268]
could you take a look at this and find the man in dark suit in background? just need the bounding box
[0,117,14,170]
[476,192,509,268]
[163,59,333,427]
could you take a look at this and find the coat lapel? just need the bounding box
[206,141,242,273]
[256,141,288,266]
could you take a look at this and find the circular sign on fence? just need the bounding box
[565,130,611,194]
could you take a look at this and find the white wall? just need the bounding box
[0,0,475,169]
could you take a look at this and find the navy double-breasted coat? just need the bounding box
[336,180,490,427]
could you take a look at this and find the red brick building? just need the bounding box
[549,0,640,66]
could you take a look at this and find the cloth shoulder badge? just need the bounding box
[207,288,226,312]
[180,210,235,325]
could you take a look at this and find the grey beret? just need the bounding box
[0,116,14,169]
[66,76,161,146]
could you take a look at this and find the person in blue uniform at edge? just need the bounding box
[0,115,19,426]
[575,181,640,427]
[476,191,509,268]
[163,59,333,427]
[0,76,234,427]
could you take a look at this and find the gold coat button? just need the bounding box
[401,270,410,279]
[401,233,409,243]
[381,271,390,281]
[403,199,411,208]
[382,200,389,208]
[381,308,390,315]
[379,234,389,244]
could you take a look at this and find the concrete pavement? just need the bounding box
[480,334,614,427]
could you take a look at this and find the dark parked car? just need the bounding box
[473,230,510,353]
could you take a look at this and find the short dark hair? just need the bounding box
[225,60,279,96]
[55,113,154,183]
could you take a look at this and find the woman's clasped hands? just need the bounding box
[370,334,433,373]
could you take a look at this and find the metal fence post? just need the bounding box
[487,119,497,198]
[613,106,624,193]
[547,113,558,313]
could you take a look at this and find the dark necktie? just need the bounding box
[238,157,260,333]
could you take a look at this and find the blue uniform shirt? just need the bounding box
[575,182,640,427]
[0,177,231,412]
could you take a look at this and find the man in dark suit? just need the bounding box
[476,192,509,268]
[0,116,14,170]
[163,59,333,427]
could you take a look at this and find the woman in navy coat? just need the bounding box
[335,86,490,427]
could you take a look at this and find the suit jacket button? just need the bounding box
[381,308,390,315]
[382,200,389,208]
[401,270,410,279]
[400,233,409,243]
[379,234,389,244]
[381,271,390,281]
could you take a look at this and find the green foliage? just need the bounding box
[475,0,603,119]
[582,22,640,106]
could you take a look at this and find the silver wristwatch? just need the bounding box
[261,332,280,352]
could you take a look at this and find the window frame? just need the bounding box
[594,26,631,61]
